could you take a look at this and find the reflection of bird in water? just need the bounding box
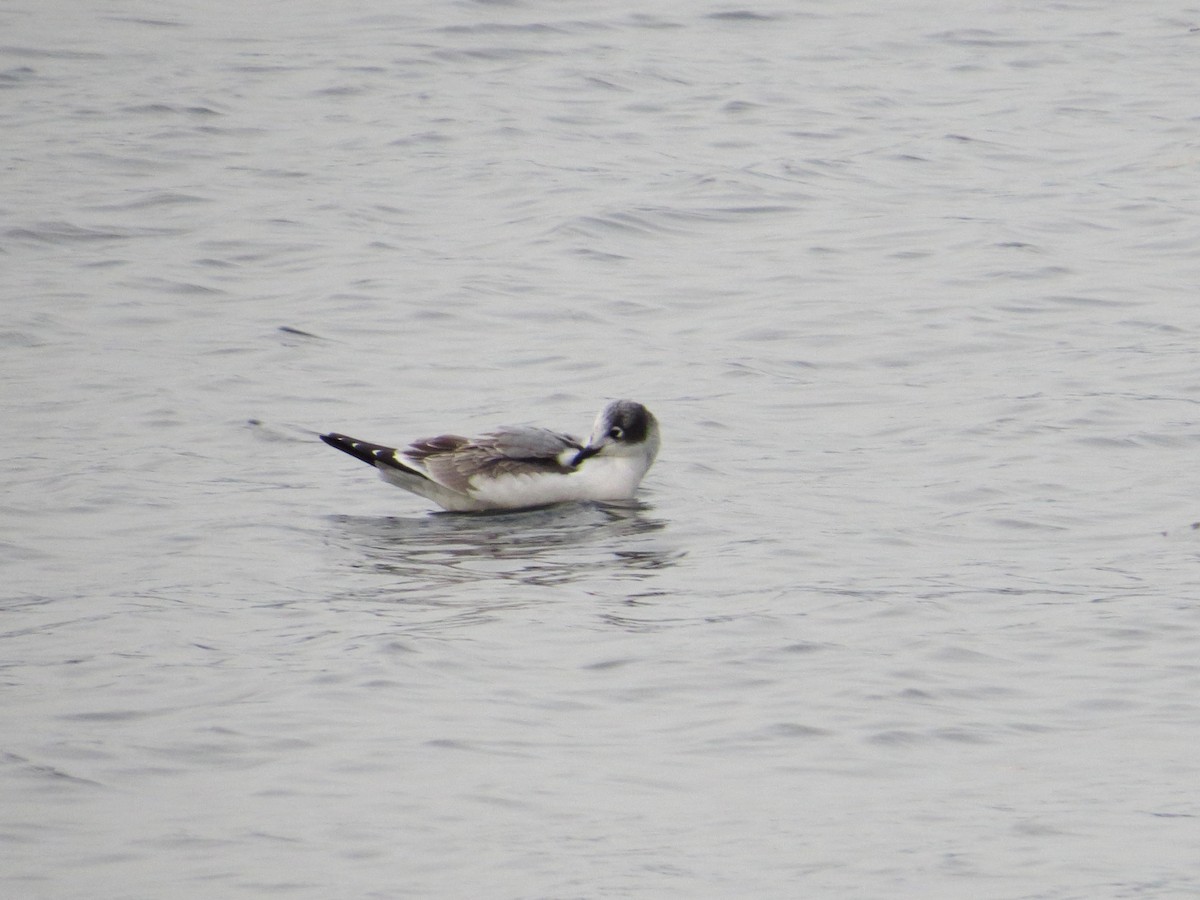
[327,502,680,593]
[320,400,660,512]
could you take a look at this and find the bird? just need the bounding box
[320,400,660,512]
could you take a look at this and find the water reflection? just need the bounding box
[325,502,681,593]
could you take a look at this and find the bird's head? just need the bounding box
[571,400,660,468]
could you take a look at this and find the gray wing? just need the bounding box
[403,426,583,494]
[483,426,582,460]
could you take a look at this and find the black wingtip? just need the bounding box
[320,432,428,479]
[321,432,387,468]
[320,432,354,453]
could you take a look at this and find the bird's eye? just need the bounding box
[609,426,624,440]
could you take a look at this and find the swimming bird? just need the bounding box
[320,400,659,512]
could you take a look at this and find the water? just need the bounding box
[4,1,1200,897]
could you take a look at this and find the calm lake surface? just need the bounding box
[4,1,1200,897]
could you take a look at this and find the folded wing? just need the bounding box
[405,426,583,494]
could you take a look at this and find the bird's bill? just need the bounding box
[570,443,604,467]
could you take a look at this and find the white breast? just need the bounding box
[467,454,649,509]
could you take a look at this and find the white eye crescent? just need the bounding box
[608,426,624,440]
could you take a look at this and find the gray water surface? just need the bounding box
[4,1,1200,897]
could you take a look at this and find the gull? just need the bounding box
[320,400,659,512]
